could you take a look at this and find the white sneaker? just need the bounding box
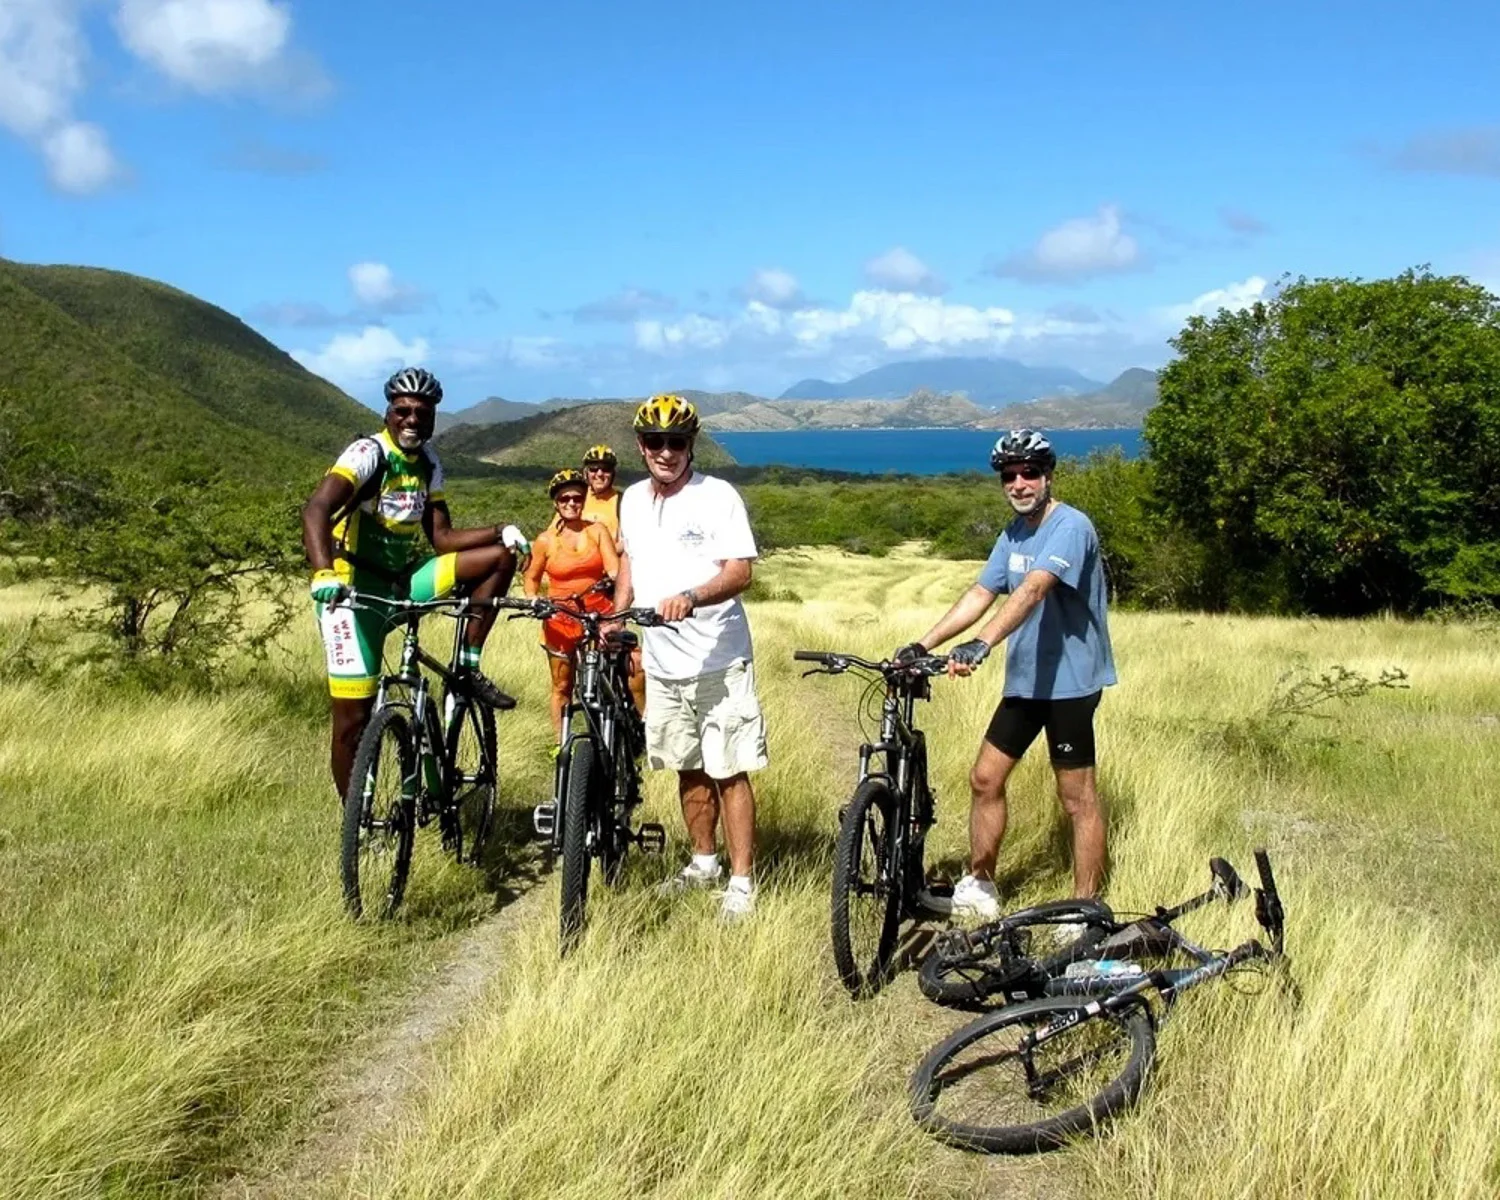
[950,874,1001,922]
[658,858,723,896]
[718,878,755,922]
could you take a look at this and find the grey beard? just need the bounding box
[1008,483,1051,516]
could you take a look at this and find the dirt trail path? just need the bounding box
[216,878,551,1199]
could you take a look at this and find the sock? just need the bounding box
[459,645,482,670]
[692,852,720,875]
[727,874,753,894]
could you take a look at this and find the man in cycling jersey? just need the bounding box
[581,443,623,550]
[302,367,531,799]
[893,430,1116,917]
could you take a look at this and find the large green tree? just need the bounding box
[1145,269,1500,613]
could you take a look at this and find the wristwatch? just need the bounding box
[683,587,700,609]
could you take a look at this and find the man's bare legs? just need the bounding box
[678,768,756,877]
[965,740,1106,898]
[966,740,1020,881]
[1055,765,1105,897]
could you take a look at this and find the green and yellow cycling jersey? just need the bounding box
[327,429,448,581]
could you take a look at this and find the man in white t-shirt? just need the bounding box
[614,394,768,920]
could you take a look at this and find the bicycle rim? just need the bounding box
[445,697,497,866]
[341,709,415,920]
[910,996,1154,1153]
[831,779,902,997]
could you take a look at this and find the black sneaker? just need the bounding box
[462,671,517,711]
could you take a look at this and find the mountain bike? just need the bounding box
[337,592,507,919]
[909,850,1290,1154]
[917,856,1252,1008]
[793,648,952,998]
[498,596,667,952]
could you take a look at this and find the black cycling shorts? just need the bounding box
[984,692,1103,768]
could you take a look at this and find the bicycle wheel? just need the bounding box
[600,738,634,888]
[831,777,903,997]
[443,696,497,866]
[910,994,1155,1154]
[340,707,416,920]
[918,900,1117,1008]
[559,737,596,953]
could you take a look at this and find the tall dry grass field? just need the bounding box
[1,547,1497,1198]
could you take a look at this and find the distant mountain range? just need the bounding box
[779,357,1104,404]
[434,401,736,469]
[435,362,1159,437]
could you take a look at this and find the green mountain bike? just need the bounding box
[337,592,510,919]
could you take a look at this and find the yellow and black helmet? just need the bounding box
[632,393,700,435]
[582,443,618,468]
[548,468,587,497]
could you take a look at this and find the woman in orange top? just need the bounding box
[524,469,620,742]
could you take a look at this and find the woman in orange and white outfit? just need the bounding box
[524,469,620,743]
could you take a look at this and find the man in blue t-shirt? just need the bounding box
[893,429,1116,918]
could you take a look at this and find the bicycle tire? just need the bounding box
[443,696,497,866]
[340,707,416,920]
[918,900,1117,1008]
[559,737,596,953]
[831,777,903,997]
[910,994,1155,1154]
[600,736,635,888]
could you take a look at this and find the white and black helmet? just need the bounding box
[384,367,443,405]
[990,428,1056,473]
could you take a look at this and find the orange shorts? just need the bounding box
[541,589,612,658]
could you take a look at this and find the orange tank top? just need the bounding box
[543,525,606,598]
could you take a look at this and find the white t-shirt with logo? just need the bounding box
[620,472,758,680]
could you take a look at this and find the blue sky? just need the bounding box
[3,0,1499,409]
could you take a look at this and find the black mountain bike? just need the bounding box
[917,856,1253,1008]
[499,596,666,952]
[337,592,504,919]
[909,850,1290,1154]
[793,648,952,998]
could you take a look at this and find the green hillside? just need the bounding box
[435,401,736,470]
[0,258,380,481]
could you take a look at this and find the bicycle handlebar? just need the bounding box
[333,590,475,617]
[1253,848,1285,953]
[792,648,951,676]
[495,595,667,627]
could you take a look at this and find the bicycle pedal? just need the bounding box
[634,822,666,854]
[532,803,557,839]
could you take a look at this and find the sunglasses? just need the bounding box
[585,465,613,473]
[389,404,432,420]
[555,493,585,505]
[999,465,1045,483]
[640,433,691,453]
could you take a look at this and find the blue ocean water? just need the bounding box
[714,428,1143,475]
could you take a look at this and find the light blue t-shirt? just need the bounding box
[977,502,1117,700]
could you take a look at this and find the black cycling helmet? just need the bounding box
[384,367,443,405]
[990,428,1056,473]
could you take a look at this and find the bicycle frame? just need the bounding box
[356,594,484,816]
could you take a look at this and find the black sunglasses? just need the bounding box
[999,465,1044,483]
[640,433,691,452]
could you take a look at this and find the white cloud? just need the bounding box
[0,0,324,192]
[348,261,425,313]
[1158,275,1269,325]
[114,0,296,93]
[292,326,431,388]
[0,1,123,193]
[742,268,804,310]
[863,246,946,295]
[992,204,1143,283]
[635,289,1016,359]
[42,121,122,193]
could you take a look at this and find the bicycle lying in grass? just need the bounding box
[337,592,510,919]
[909,850,1290,1154]
[499,596,667,953]
[793,647,952,998]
